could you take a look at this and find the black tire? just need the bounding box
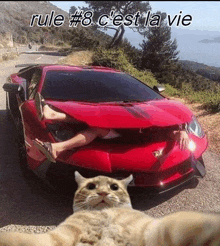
[6,93,13,121]
[18,136,57,194]
[16,118,52,192]
[7,92,31,176]
[6,92,22,128]
[15,116,32,176]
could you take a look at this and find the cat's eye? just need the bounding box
[86,183,96,190]
[110,183,119,191]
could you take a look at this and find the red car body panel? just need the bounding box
[45,99,193,128]
[7,65,208,189]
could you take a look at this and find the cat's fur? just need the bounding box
[0,172,220,246]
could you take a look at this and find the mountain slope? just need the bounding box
[0,1,69,46]
[0,1,68,31]
[179,60,220,82]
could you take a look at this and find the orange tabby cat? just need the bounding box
[0,171,220,246]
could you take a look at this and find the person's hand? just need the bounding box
[171,130,190,150]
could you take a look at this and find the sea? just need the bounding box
[106,27,220,68]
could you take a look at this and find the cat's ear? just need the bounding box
[121,175,133,188]
[75,171,86,186]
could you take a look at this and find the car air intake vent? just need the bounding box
[47,122,88,141]
[98,127,175,145]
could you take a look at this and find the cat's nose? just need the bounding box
[98,192,108,197]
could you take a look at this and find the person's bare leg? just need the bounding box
[35,128,110,159]
[43,104,72,121]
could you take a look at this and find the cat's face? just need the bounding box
[73,172,133,212]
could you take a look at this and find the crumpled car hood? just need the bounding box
[48,99,193,128]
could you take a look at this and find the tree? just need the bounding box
[69,6,77,16]
[84,1,151,48]
[141,12,179,77]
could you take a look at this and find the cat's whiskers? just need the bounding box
[107,195,118,201]
[87,194,101,202]
[74,201,87,208]
[76,193,89,199]
[73,202,89,212]
[105,195,119,205]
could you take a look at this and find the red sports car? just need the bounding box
[3,64,208,192]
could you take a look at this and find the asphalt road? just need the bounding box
[0,48,220,232]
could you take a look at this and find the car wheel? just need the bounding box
[18,137,30,175]
[7,93,31,176]
[6,93,13,121]
[8,92,20,118]
[5,92,31,176]
[15,116,56,193]
[15,116,32,176]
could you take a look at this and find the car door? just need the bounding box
[20,69,46,141]
[27,68,42,100]
[19,68,50,168]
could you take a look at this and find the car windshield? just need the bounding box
[41,70,164,103]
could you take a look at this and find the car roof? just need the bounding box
[16,64,121,74]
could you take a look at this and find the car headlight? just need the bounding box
[188,140,196,152]
[187,117,205,138]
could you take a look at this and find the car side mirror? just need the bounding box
[153,85,165,93]
[3,83,25,101]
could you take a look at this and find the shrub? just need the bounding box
[92,48,157,86]
[2,51,18,61]
[179,82,220,113]
[55,40,65,46]
[163,84,181,97]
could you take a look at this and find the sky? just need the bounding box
[50,1,220,32]
[50,1,220,66]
